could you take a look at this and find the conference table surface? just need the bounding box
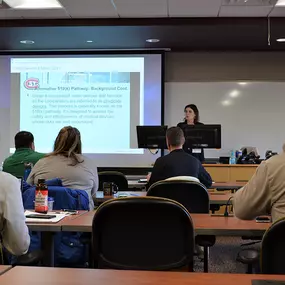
[61,210,270,236]
[95,191,233,205]
[0,266,12,276]
[1,267,285,285]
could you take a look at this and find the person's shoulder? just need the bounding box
[0,171,19,185]
[3,154,15,165]
[30,151,45,160]
[78,155,97,168]
[153,155,166,166]
[2,156,11,168]
[179,151,201,164]
[34,151,45,157]
[264,153,285,169]
[177,122,186,128]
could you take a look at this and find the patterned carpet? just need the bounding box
[194,236,260,273]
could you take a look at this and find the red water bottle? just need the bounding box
[35,178,48,214]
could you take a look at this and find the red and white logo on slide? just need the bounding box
[24,78,40,89]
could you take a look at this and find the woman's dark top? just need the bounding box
[177,121,205,162]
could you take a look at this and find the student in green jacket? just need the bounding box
[3,131,45,178]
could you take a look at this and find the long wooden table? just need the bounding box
[24,210,269,267]
[127,179,245,191]
[1,267,285,285]
[95,191,233,205]
[61,211,270,236]
[0,266,12,276]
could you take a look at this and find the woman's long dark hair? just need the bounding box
[184,104,200,124]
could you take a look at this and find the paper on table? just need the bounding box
[25,210,66,223]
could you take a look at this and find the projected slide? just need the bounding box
[6,54,162,167]
[11,57,144,154]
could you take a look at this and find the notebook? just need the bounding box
[25,210,66,223]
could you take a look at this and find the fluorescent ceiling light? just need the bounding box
[86,40,93,43]
[229,90,240,98]
[276,0,285,6]
[238,82,248,86]
[5,0,62,9]
[20,40,34,44]
[277,38,285,42]
[146,39,160,43]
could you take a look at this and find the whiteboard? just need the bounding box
[165,82,285,158]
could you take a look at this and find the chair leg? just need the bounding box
[188,261,194,272]
[247,264,253,274]
[203,247,209,273]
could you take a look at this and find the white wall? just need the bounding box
[164,52,285,158]
[165,82,285,158]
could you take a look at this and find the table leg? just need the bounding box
[41,232,54,267]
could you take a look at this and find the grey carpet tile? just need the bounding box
[194,236,260,273]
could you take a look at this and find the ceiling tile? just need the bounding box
[222,0,277,5]
[219,5,273,16]
[114,0,168,17]
[20,9,70,19]
[269,7,285,16]
[59,0,118,18]
[168,0,222,17]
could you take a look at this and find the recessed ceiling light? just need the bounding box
[229,90,240,98]
[221,100,231,106]
[277,38,285,42]
[276,0,285,6]
[86,40,93,43]
[238,82,248,86]
[20,40,35,44]
[5,0,62,9]
[146,39,160,43]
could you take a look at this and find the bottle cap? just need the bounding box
[38,178,46,184]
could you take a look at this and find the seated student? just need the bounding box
[233,144,285,223]
[3,131,44,178]
[147,127,212,188]
[27,126,98,209]
[0,172,30,256]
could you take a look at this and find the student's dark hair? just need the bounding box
[184,104,200,123]
[47,126,83,166]
[15,131,34,149]
[166,127,185,147]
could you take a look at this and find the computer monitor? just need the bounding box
[136,126,168,149]
[183,124,221,149]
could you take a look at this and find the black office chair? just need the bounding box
[98,171,128,191]
[261,217,285,274]
[92,197,195,271]
[147,180,216,272]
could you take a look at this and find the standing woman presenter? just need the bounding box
[177,104,205,162]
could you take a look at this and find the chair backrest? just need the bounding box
[98,171,128,191]
[147,180,209,213]
[261,217,285,274]
[92,197,194,271]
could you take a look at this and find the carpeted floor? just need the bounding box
[194,236,260,273]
